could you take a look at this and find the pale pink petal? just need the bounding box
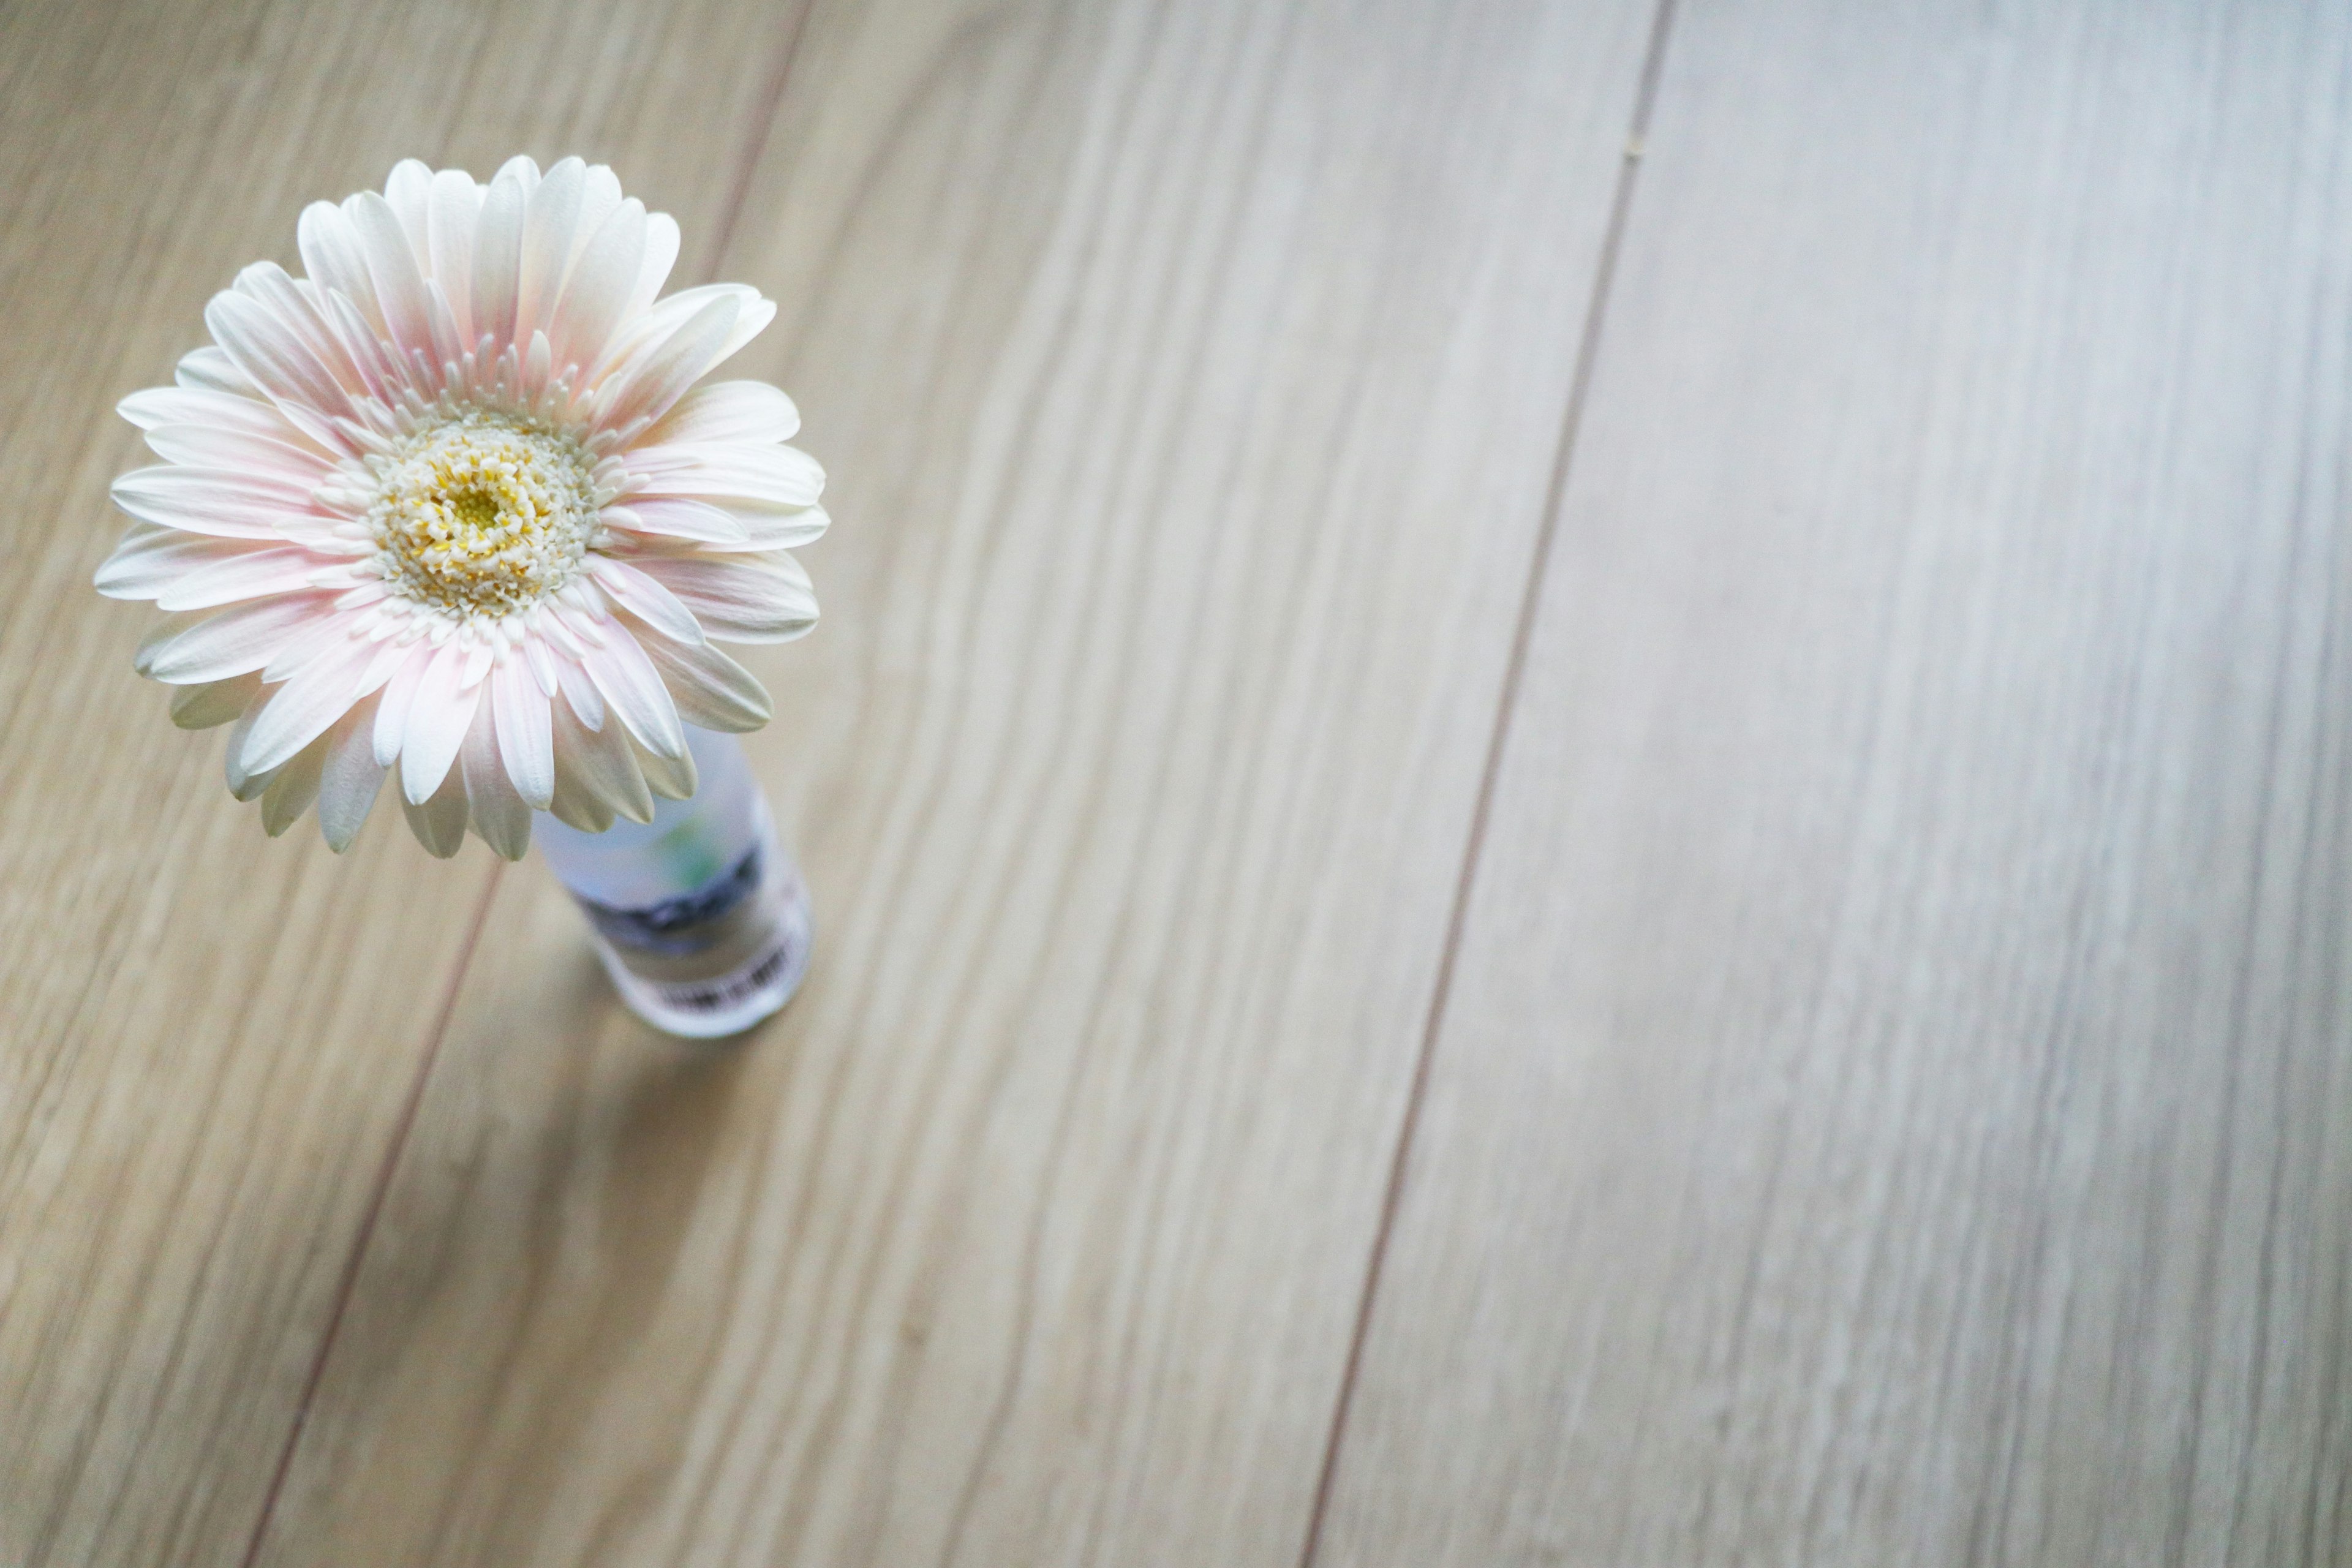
[204,288,353,423]
[399,644,482,804]
[348,190,437,367]
[636,551,818,643]
[120,388,322,451]
[137,594,337,684]
[111,466,318,539]
[586,555,703,646]
[592,283,758,381]
[155,545,326,612]
[96,529,258,600]
[644,381,799,448]
[489,657,555,809]
[461,698,532,859]
[233,264,371,398]
[582,632,685,758]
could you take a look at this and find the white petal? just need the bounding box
[630,620,772,731]
[110,466,317,539]
[175,345,263,397]
[549,688,650,827]
[170,671,262,729]
[582,631,685,758]
[644,381,799,447]
[318,696,386,851]
[461,698,532,859]
[636,551,818,643]
[586,555,703,646]
[399,644,481,804]
[96,528,254,600]
[385,160,434,257]
[141,422,336,480]
[401,760,469,858]
[239,635,377,774]
[427,169,483,338]
[626,211,681,320]
[349,190,437,367]
[553,653,605,731]
[472,170,526,352]
[489,657,555,809]
[570,165,625,272]
[297,202,382,334]
[596,293,740,430]
[624,443,823,509]
[515,156,586,341]
[154,545,326,611]
[492,154,541,192]
[261,736,328,837]
[598,499,751,546]
[630,729,697,799]
[551,197,644,372]
[233,263,371,398]
[223,696,275,799]
[372,645,431,765]
[141,594,339,684]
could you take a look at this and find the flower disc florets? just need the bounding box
[371,411,599,620]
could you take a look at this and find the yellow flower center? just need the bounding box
[370,412,598,617]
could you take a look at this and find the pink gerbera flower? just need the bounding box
[96,156,824,859]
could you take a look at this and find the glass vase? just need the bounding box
[535,727,812,1038]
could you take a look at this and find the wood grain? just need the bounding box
[0,2,807,1562]
[1316,2,2352,1564]
[243,0,1664,1562]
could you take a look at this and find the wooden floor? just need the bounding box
[6,0,2351,1562]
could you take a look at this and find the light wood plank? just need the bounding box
[247,0,1664,1561]
[0,4,809,1561]
[1318,2,2352,1564]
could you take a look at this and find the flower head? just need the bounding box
[97,156,824,859]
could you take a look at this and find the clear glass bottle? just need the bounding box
[535,727,812,1039]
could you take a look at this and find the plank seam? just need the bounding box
[234,859,503,1568]
[1292,1,1680,1561]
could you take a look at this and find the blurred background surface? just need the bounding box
[4,0,2351,1563]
